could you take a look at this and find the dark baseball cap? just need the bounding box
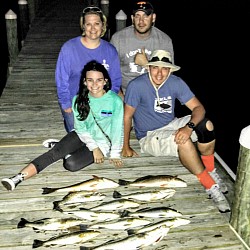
[132,1,154,15]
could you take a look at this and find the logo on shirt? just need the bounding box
[154,96,172,113]
[101,110,113,117]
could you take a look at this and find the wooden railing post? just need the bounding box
[230,125,250,248]
[5,9,19,76]
[115,10,127,32]
[18,0,30,46]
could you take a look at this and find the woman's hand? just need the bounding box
[93,148,105,164]
[109,158,123,168]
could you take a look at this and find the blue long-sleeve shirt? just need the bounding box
[56,36,122,110]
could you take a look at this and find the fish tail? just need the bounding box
[120,209,130,218]
[127,229,136,235]
[42,187,57,194]
[79,224,89,230]
[113,190,122,198]
[17,218,29,228]
[32,239,44,248]
[118,179,130,186]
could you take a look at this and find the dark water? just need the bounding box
[1,0,249,173]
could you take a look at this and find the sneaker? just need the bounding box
[206,184,231,213]
[43,139,59,148]
[209,169,228,194]
[1,174,24,191]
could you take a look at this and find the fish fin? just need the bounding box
[92,175,100,179]
[120,210,130,218]
[79,207,90,211]
[118,179,130,186]
[113,190,122,199]
[52,201,60,210]
[80,247,91,250]
[32,239,44,248]
[127,229,135,235]
[17,218,29,228]
[42,187,57,194]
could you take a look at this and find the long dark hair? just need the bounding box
[74,60,112,121]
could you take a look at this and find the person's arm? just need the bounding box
[174,96,205,145]
[185,96,206,126]
[122,104,139,157]
[55,47,72,110]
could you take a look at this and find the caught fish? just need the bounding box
[42,175,119,194]
[127,217,191,235]
[83,217,151,230]
[120,206,183,219]
[80,225,170,250]
[118,175,187,188]
[32,230,100,248]
[90,199,140,211]
[62,208,120,222]
[53,191,106,210]
[112,189,176,202]
[17,217,84,232]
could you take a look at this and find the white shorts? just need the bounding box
[139,115,198,157]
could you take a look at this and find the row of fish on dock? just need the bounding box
[17,174,191,249]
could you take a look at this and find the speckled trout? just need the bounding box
[53,191,106,210]
[112,188,176,202]
[33,230,100,248]
[127,217,191,235]
[120,206,183,219]
[17,217,85,232]
[42,175,119,194]
[84,217,151,230]
[118,175,187,188]
[80,225,170,250]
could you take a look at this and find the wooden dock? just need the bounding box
[0,0,247,249]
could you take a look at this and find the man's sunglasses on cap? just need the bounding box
[149,56,172,63]
[83,6,102,15]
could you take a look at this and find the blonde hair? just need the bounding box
[80,9,107,37]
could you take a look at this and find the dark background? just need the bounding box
[1,0,249,173]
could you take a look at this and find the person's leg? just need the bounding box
[178,140,230,213]
[1,131,82,191]
[60,107,74,133]
[195,118,228,193]
[63,144,94,172]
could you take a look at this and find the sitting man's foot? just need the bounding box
[1,174,24,191]
[209,169,228,194]
[43,139,59,148]
[206,184,231,213]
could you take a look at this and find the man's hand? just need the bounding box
[109,158,123,168]
[134,48,148,67]
[174,126,193,145]
[122,146,139,157]
[93,148,105,164]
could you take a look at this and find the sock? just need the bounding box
[196,169,216,190]
[201,154,215,172]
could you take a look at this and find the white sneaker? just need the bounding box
[206,184,230,213]
[1,174,23,191]
[43,139,59,148]
[209,169,228,194]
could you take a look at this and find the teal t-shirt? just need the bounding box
[72,91,124,158]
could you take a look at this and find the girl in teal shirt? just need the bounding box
[1,60,124,191]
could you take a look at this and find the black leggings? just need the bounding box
[31,131,94,173]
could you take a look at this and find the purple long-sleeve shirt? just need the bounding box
[55,36,122,110]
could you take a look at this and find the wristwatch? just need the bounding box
[186,121,195,130]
